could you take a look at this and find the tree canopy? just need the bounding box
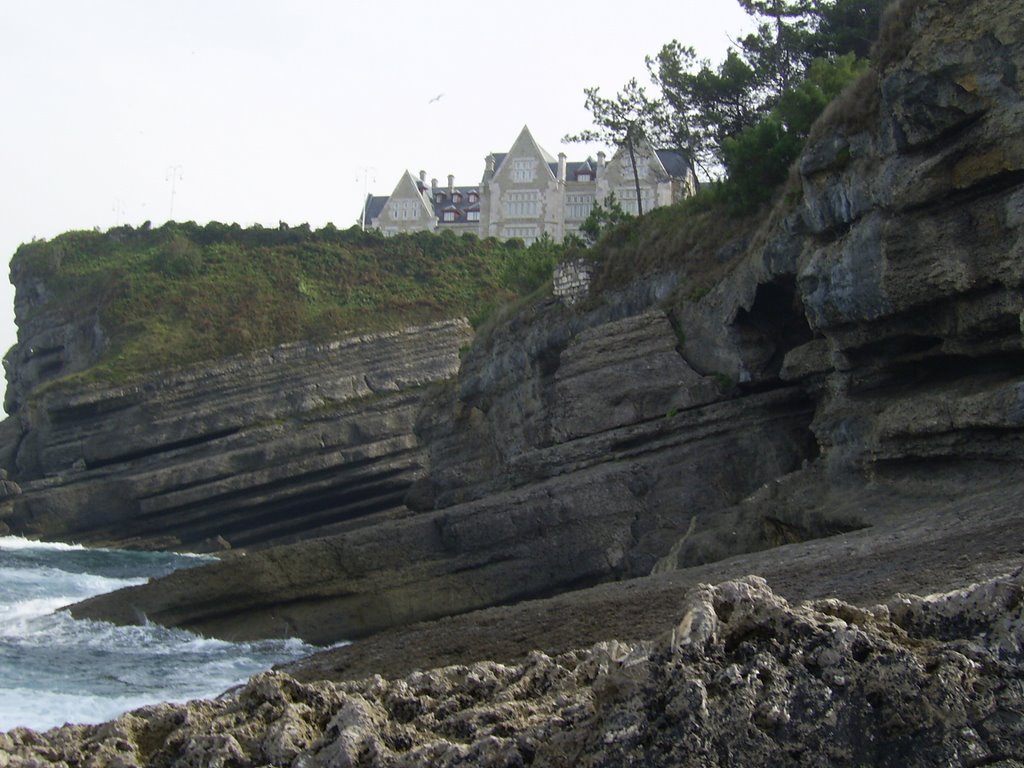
[563,79,663,216]
[572,0,888,214]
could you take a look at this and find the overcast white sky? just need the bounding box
[0,1,753,403]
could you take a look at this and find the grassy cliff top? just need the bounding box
[10,221,562,387]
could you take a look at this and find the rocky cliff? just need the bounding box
[3,0,1023,661]
[1,0,1024,761]
[0,319,471,551]
[61,0,1024,644]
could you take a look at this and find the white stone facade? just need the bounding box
[363,125,696,244]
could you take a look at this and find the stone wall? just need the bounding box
[553,258,595,305]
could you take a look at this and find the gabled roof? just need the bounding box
[560,158,596,181]
[363,194,388,223]
[604,139,693,182]
[390,169,433,205]
[492,126,557,180]
[432,185,480,223]
[656,149,691,179]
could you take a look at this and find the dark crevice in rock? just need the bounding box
[47,393,145,425]
[893,165,1024,220]
[887,88,987,155]
[222,488,411,548]
[842,334,945,368]
[85,427,243,470]
[847,349,1024,397]
[733,276,814,387]
[134,451,411,508]
[762,514,868,549]
[873,428,1024,466]
[449,552,519,575]
[133,461,416,535]
[146,476,412,549]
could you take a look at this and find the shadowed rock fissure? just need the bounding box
[129,465,416,547]
[85,427,242,470]
[735,277,814,386]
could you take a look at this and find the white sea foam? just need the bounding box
[0,535,88,552]
[0,541,317,733]
[0,685,225,733]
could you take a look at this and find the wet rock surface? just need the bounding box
[5,573,1024,767]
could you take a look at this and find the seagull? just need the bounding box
[428,93,444,104]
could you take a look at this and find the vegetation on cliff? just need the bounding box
[574,0,918,296]
[11,222,566,387]
[573,0,885,210]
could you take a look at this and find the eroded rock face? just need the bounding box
[69,309,814,641]
[8,0,1024,650]
[681,0,1024,482]
[7,574,1024,767]
[1,320,471,550]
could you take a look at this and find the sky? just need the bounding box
[0,0,754,404]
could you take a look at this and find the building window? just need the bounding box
[576,172,592,182]
[502,225,539,244]
[435,192,446,203]
[511,158,537,183]
[468,192,479,203]
[566,193,594,220]
[617,187,653,215]
[452,192,462,203]
[467,210,480,222]
[620,154,649,180]
[390,199,419,220]
[503,190,539,218]
[442,210,457,222]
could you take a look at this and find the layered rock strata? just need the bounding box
[9,0,1024,650]
[1,319,471,550]
[70,309,814,642]
[680,0,1024,482]
[7,573,1024,767]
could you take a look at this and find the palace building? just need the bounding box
[362,125,696,244]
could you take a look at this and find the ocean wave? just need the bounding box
[0,537,314,734]
[0,535,88,552]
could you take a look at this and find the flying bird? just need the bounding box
[428,93,444,104]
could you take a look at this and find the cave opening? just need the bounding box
[733,277,814,386]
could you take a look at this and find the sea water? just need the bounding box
[0,536,319,733]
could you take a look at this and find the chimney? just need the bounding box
[419,170,427,184]
[447,174,455,195]
[557,152,567,182]
[431,177,438,193]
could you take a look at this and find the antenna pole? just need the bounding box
[166,165,184,221]
[356,166,375,231]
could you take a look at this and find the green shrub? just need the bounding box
[12,221,571,387]
[501,234,559,295]
[721,54,870,214]
[153,234,203,277]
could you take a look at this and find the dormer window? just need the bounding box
[442,209,458,222]
[576,172,592,182]
[452,192,462,203]
[466,209,480,222]
[435,192,446,203]
[468,191,479,203]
